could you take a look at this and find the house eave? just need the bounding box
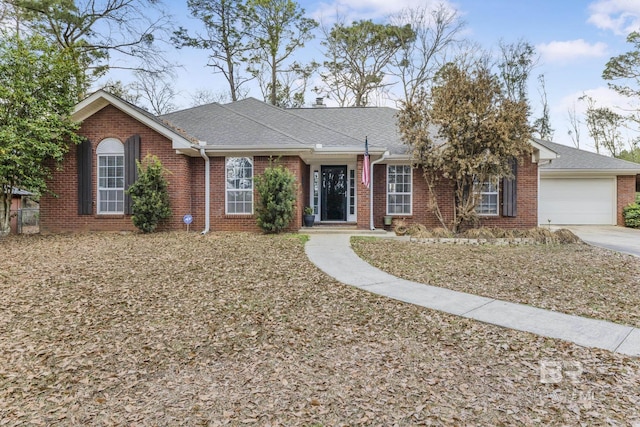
[540,168,640,178]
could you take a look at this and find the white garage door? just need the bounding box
[539,178,616,225]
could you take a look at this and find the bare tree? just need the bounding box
[190,88,230,106]
[567,101,581,149]
[532,74,554,140]
[580,94,627,156]
[389,3,465,105]
[8,0,174,88]
[131,71,178,115]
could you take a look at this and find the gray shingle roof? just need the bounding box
[287,105,407,154]
[536,139,640,172]
[161,98,365,149]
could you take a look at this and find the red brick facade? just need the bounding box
[42,101,637,234]
[367,156,539,230]
[617,175,637,226]
[41,105,191,233]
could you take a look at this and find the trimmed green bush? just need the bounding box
[126,155,172,233]
[623,203,640,228]
[255,160,297,233]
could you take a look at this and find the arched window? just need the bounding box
[96,138,125,214]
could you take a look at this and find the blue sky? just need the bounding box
[108,0,640,152]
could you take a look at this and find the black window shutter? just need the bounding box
[502,158,518,217]
[124,134,141,215]
[77,139,92,215]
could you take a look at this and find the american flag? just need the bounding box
[362,137,370,188]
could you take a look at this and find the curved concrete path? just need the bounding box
[305,233,640,357]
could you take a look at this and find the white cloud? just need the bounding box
[587,0,640,35]
[309,0,454,25]
[536,39,608,63]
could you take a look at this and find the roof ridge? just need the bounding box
[230,98,364,144]
[288,106,399,146]
[216,101,311,146]
[285,108,371,144]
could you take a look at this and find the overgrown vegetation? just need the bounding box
[397,60,532,233]
[255,159,297,233]
[126,155,172,233]
[623,202,640,228]
[396,223,581,244]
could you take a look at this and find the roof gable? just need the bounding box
[73,90,196,152]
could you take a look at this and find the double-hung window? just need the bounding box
[387,165,412,215]
[226,157,253,214]
[97,138,125,214]
[474,178,499,216]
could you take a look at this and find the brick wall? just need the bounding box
[371,156,539,230]
[617,175,637,226]
[41,105,191,233]
[190,155,305,233]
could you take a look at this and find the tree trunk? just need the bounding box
[0,193,11,236]
[270,53,277,105]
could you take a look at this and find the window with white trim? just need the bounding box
[474,178,499,216]
[226,157,253,214]
[387,165,412,215]
[97,138,125,214]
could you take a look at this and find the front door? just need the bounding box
[321,165,347,221]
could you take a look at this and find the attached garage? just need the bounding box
[537,139,640,226]
[539,177,616,225]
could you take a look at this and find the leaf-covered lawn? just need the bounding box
[1,232,639,425]
[352,237,640,329]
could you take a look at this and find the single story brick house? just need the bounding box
[40,91,640,233]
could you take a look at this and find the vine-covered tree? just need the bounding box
[126,154,172,233]
[321,19,415,107]
[243,0,317,106]
[397,61,532,232]
[0,33,83,236]
[173,0,251,102]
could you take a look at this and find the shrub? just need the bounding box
[623,203,640,228]
[255,161,297,233]
[459,227,495,240]
[126,155,172,233]
[554,229,581,244]
[523,227,558,244]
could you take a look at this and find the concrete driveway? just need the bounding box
[559,226,640,257]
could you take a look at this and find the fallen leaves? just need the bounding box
[352,238,640,328]
[0,232,638,425]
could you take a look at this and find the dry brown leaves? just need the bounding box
[0,232,639,425]
[353,238,640,329]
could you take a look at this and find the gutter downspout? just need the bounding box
[369,151,390,230]
[199,143,210,234]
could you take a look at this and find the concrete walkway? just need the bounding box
[560,225,640,258]
[305,233,640,357]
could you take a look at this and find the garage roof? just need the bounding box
[536,139,640,173]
